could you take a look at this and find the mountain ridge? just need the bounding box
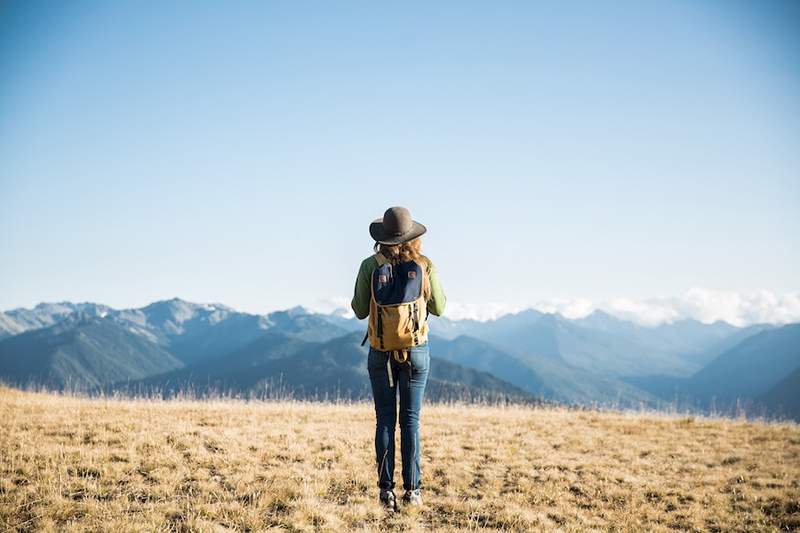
[1,298,796,417]
[627,324,800,417]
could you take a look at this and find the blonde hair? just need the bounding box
[375,237,426,265]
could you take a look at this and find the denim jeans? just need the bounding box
[367,342,430,491]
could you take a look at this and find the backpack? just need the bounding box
[361,252,431,358]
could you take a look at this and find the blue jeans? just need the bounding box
[367,343,430,491]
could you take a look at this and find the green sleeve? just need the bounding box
[426,261,447,316]
[351,256,376,320]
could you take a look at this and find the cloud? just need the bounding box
[649,288,800,327]
[605,297,682,326]
[530,298,595,320]
[597,289,800,326]
[567,289,800,326]
[306,289,800,327]
[438,289,800,326]
[440,302,527,322]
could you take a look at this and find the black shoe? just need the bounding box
[379,489,397,512]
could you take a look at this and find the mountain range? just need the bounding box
[0,299,797,419]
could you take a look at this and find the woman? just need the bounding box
[351,206,446,511]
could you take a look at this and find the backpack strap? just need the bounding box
[369,253,388,350]
[411,302,420,346]
[376,307,384,350]
[419,257,432,301]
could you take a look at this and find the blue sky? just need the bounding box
[1,1,798,323]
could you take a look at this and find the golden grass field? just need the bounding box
[1,386,799,532]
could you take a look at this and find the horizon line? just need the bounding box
[3,292,800,329]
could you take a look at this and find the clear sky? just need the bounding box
[1,1,798,324]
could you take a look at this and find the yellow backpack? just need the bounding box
[364,252,431,360]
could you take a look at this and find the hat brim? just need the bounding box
[369,219,427,245]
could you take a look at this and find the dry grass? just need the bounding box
[1,386,799,532]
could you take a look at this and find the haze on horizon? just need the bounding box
[1,1,798,325]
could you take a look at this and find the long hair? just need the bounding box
[374,237,426,265]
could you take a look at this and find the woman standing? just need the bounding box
[351,206,446,511]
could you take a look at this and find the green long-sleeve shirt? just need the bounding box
[351,255,446,320]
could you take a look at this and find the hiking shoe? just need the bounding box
[379,489,397,512]
[402,489,422,507]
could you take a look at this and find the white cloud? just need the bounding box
[531,298,595,320]
[305,289,800,327]
[598,288,800,326]
[605,297,682,326]
[591,289,800,326]
[650,288,800,327]
[441,302,527,322]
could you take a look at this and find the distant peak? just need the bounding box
[287,305,311,317]
[510,308,544,319]
[62,309,105,326]
[331,307,355,319]
[538,313,564,324]
[146,297,193,308]
[578,309,625,324]
[33,301,76,311]
[587,309,615,319]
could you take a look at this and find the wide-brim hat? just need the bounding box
[369,206,427,245]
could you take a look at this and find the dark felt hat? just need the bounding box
[369,206,427,245]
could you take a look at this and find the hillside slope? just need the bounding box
[1,388,798,531]
[630,324,800,412]
[686,324,800,401]
[758,367,800,421]
[432,334,663,408]
[110,332,537,403]
[0,313,182,389]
